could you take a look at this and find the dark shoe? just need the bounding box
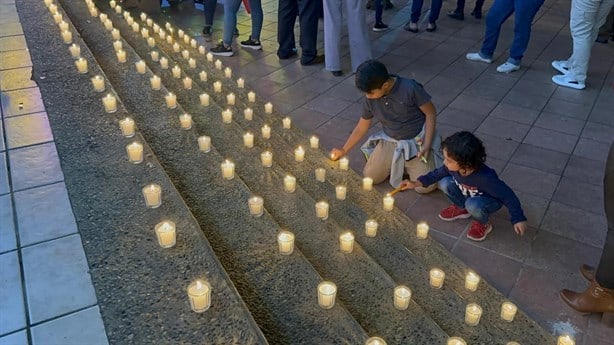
[278,48,298,60]
[404,22,419,33]
[471,9,482,19]
[596,36,609,44]
[580,264,596,282]
[202,25,212,41]
[240,36,262,50]
[426,22,437,32]
[331,70,343,77]
[373,22,389,32]
[560,280,614,314]
[301,55,325,65]
[447,11,464,20]
[210,42,233,57]
[384,0,393,10]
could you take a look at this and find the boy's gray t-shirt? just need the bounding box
[361,76,431,140]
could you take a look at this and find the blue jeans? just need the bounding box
[410,0,444,23]
[439,177,502,224]
[223,0,263,45]
[479,0,544,65]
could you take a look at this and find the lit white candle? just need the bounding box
[362,177,373,191]
[198,136,211,153]
[199,71,207,81]
[278,231,294,255]
[58,20,68,31]
[126,142,143,163]
[506,342,520,345]
[179,113,192,130]
[221,109,232,124]
[111,28,120,40]
[465,303,483,326]
[365,337,387,345]
[131,22,139,32]
[135,60,146,74]
[315,168,326,182]
[181,49,189,59]
[53,13,62,24]
[141,28,149,38]
[147,37,155,47]
[187,280,211,313]
[142,184,162,208]
[221,160,235,180]
[295,146,305,162]
[110,0,116,8]
[165,22,171,30]
[177,29,184,38]
[183,35,191,45]
[91,75,105,92]
[160,57,169,69]
[166,35,173,44]
[237,78,244,88]
[69,43,80,58]
[199,93,210,106]
[61,30,72,44]
[339,232,354,253]
[146,19,153,27]
[243,132,254,148]
[416,222,429,239]
[99,13,107,22]
[282,117,291,129]
[172,65,181,78]
[335,185,347,200]
[283,175,296,193]
[447,337,467,345]
[114,5,122,13]
[465,271,480,292]
[75,58,88,74]
[226,93,236,106]
[119,117,135,137]
[317,281,336,309]
[244,108,253,120]
[429,268,445,289]
[383,195,394,211]
[248,91,256,103]
[248,196,264,217]
[44,0,53,6]
[154,221,176,248]
[557,335,575,345]
[159,30,166,40]
[183,77,192,90]
[102,94,117,113]
[394,285,412,310]
[264,102,273,114]
[153,24,160,32]
[190,38,197,48]
[188,58,196,69]
[116,49,127,63]
[310,135,319,149]
[89,7,98,17]
[315,201,329,220]
[339,157,349,170]
[261,151,273,167]
[365,219,378,237]
[199,45,206,55]
[213,81,222,93]
[261,125,271,139]
[215,59,222,70]
[150,50,159,62]
[104,19,113,31]
[126,16,134,26]
[206,52,214,62]
[165,92,177,109]
[150,75,161,90]
[500,301,518,322]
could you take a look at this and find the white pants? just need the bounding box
[323,0,372,72]
[566,0,614,82]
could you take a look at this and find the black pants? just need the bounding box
[596,142,614,288]
[277,0,321,63]
[454,0,485,13]
[203,0,217,27]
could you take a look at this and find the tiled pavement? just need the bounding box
[0,0,612,344]
[0,0,109,344]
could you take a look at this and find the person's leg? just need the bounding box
[410,0,424,23]
[438,176,467,207]
[297,0,320,63]
[596,142,614,288]
[363,141,395,184]
[222,0,242,46]
[507,0,545,65]
[597,7,614,41]
[472,0,485,17]
[464,196,503,224]
[247,0,263,42]
[277,0,298,58]
[375,0,384,23]
[323,0,343,71]
[405,152,436,194]
[479,0,515,59]
[456,0,466,13]
[428,0,444,24]
[203,0,217,26]
[345,0,372,71]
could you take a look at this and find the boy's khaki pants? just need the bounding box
[363,140,437,194]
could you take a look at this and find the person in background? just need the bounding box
[372,0,389,32]
[277,0,324,65]
[447,0,486,20]
[403,0,443,32]
[596,7,613,43]
[209,0,263,57]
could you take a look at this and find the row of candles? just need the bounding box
[62,2,577,344]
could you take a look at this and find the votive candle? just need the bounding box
[284,175,296,193]
[188,58,196,69]
[447,337,467,345]
[315,168,326,182]
[278,231,294,255]
[465,303,483,326]
[181,49,189,59]
[243,132,254,148]
[335,185,347,200]
[150,75,161,90]
[224,67,232,78]
[557,335,575,345]
[198,136,211,153]
[102,94,117,113]
[135,60,146,74]
[248,91,256,103]
[172,43,180,52]
[339,232,354,253]
[91,75,105,92]
[69,44,80,58]
[183,77,192,90]
[187,280,211,313]
[215,59,222,70]
[362,177,373,191]
[199,71,207,81]
[116,49,126,63]
[500,301,518,322]
[172,65,181,78]
[213,81,222,93]
[126,142,143,163]
[383,195,394,211]
[394,285,412,310]
[119,117,135,137]
[261,124,271,139]
[226,93,236,105]
[339,157,349,170]
[142,184,161,208]
[264,102,273,114]
[244,108,253,120]
[310,135,319,149]
[365,219,378,237]
[295,146,305,162]
[155,221,176,248]
[58,20,68,31]
[237,78,244,88]
[61,30,72,44]
[147,37,155,47]
[160,57,169,69]
[282,117,291,129]
[221,109,232,124]
[317,281,336,309]
[75,58,88,74]
[199,45,206,55]
[248,196,264,217]
[315,201,329,220]
[429,268,445,289]
[416,222,429,239]
[206,52,213,62]
[113,40,123,52]
[111,28,120,40]
[365,337,387,345]
[150,50,159,61]
[165,92,177,109]
[200,93,210,106]
[261,151,273,167]
[465,271,480,292]
[179,113,192,130]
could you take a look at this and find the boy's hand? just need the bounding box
[513,221,527,236]
[330,148,345,161]
[399,180,417,190]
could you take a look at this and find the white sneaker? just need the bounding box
[552,75,585,90]
[466,52,492,64]
[551,60,570,75]
[496,62,520,73]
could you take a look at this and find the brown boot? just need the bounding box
[560,280,614,314]
[580,264,595,282]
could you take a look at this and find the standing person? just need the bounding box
[277,0,324,65]
[465,0,545,73]
[560,142,614,319]
[403,0,443,32]
[447,0,486,20]
[330,60,441,192]
[551,0,614,90]
[209,0,263,57]
[400,131,528,241]
[201,0,217,41]
[323,0,372,76]
[373,0,389,31]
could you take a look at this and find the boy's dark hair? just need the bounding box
[441,131,487,171]
[355,60,390,93]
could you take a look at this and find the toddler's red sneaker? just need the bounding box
[438,205,470,221]
[467,221,492,241]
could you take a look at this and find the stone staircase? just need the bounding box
[22,0,556,343]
